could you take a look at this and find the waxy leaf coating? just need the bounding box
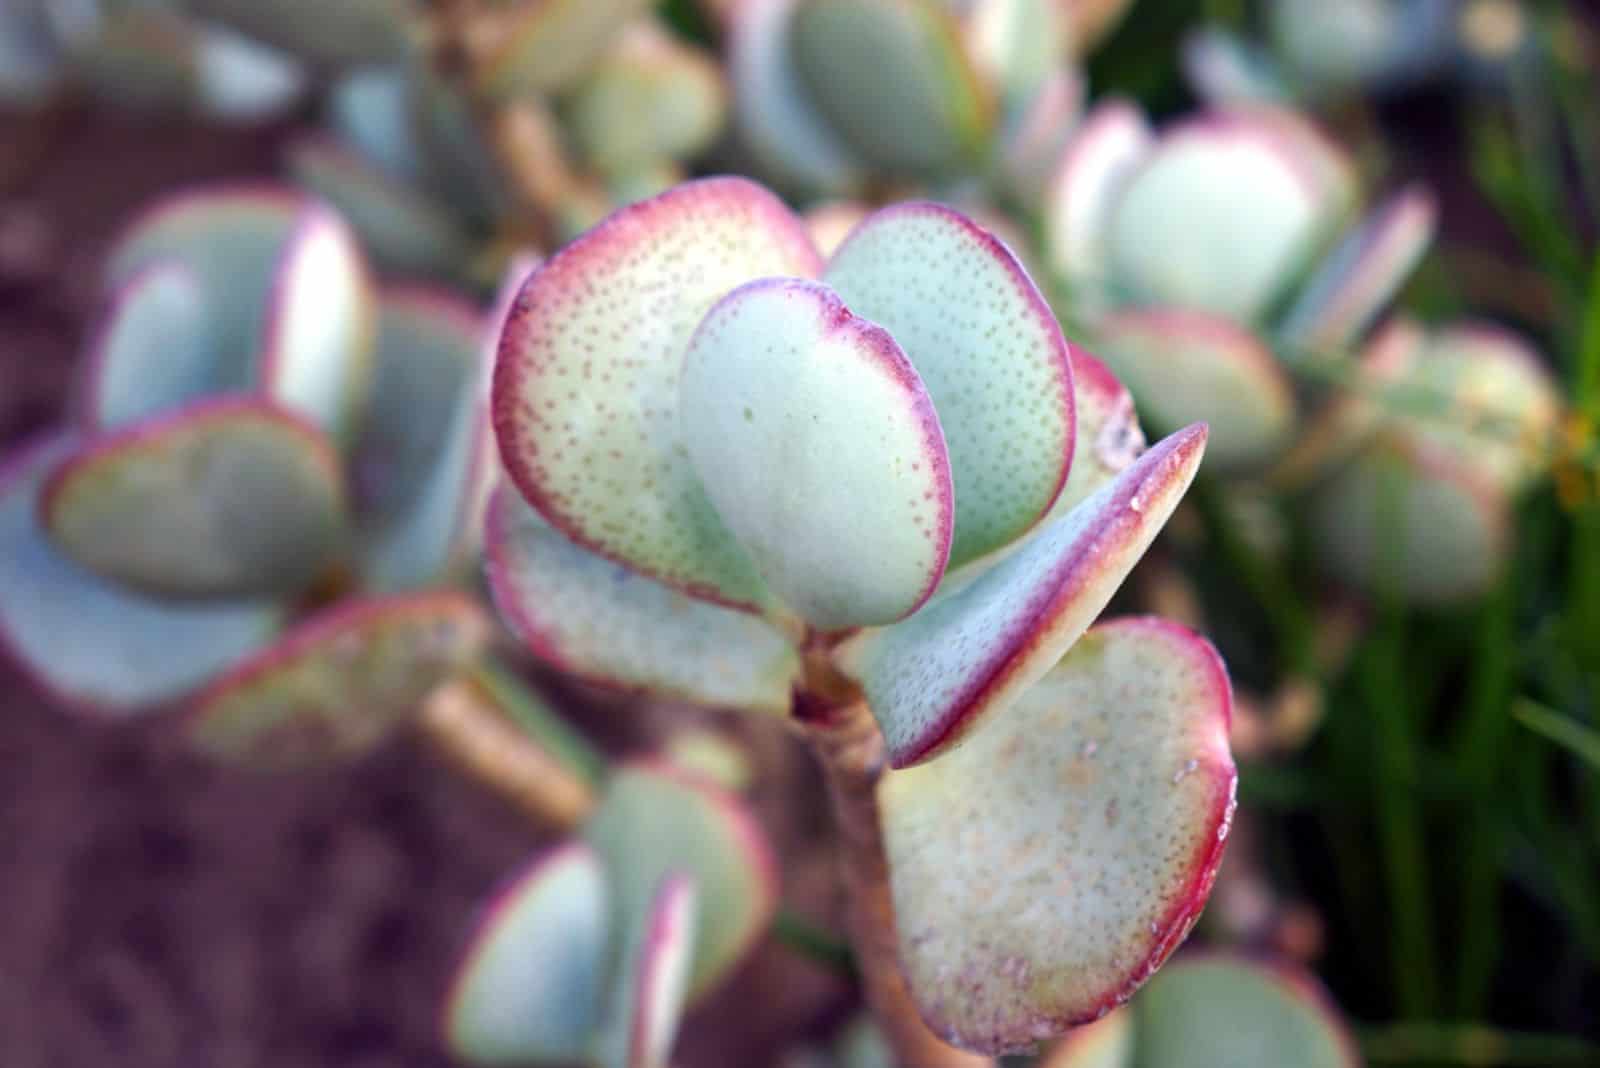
[1045,98,1153,312]
[444,844,611,1065]
[0,434,278,713]
[485,490,801,714]
[838,424,1208,768]
[80,261,216,430]
[187,591,490,766]
[1094,309,1293,472]
[43,398,346,600]
[494,176,822,611]
[824,202,1076,568]
[596,874,698,1068]
[881,618,1236,1053]
[585,763,778,1001]
[680,278,953,629]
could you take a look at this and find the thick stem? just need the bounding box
[801,696,994,1068]
[419,677,597,832]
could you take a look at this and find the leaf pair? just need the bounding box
[445,764,777,1067]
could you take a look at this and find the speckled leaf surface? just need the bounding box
[1094,309,1294,472]
[595,874,698,1068]
[80,261,217,429]
[187,591,490,766]
[680,278,953,629]
[790,0,993,175]
[258,202,374,439]
[0,435,278,714]
[485,491,800,714]
[585,763,778,1001]
[477,0,654,97]
[880,618,1236,1053]
[105,186,303,393]
[1280,185,1436,354]
[1132,957,1359,1068]
[729,0,866,195]
[1312,435,1508,605]
[565,23,727,177]
[1106,113,1326,322]
[492,177,822,611]
[444,844,610,1066]
[837,424,1208,768]
[43,398,345,600]
[1044,99,1152,314]
[824,202,1075,568]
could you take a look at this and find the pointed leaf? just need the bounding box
[487,491,799,714]
[824,202,1076,567]
[79,261,217,429]
[187,591,491,766]
[1133,956,1359,1067]
[596,874,698,1068]
[585,763,779,1001]
[477,0,654,97]
[1094,309,1294,472]
[881,617,1237,1053]
[493,176,822,611]
[42,398,346,600]
[1044,99,1154,315]
[1040,1010,1134,1068]
[565,22,727,177]
[728,0,867,195]
[0,435,278,714]
[790,0,994,175]
[1106,112,1330,322]
[444,844,611,1066]
[1312,434,1509,604]
[679,278,953,629]
[837,424,1208,768]
[1281,185,1436,353]
[258,201,375,439]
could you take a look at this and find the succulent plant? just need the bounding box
[286,8,727,287]
[443,760,777,1068]
[1293,318,1564,604]
[0,0,307,119]
[484,175,1236,1056]
[1041,954,1359,1068]
[1043,98,1437,474]
[0,184,506,761]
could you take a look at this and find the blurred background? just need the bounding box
[2,1,1599,1065]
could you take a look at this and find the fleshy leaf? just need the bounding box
[679,278,953,629]
[595,874,698,1068]
[486,490,800,715]
[444,844,610,1066]
[79,261,216,429]
[42,398,345,600]
[959,0,1065,108]
[824,202,1076,568]
[326,67,421,181]
[1106,111,1328,322]
[1094,309,1294,472]
[0,434,278,714]
[1051,349,1146,519]
[477,0,654,98]
[585,763,778,1001]
[1044,98,1154,314]
[790,0,994,175]
[192,23,307,121]
[836,424,1207,768]
[188,0,408,66]
[492,176,822,611]
[187,591,491,766]
[1039,1010,1135,1068]
[997,66,1085,204]
[728,0,867,195]
[880,617,1237,1053]
[1280,185,1436,353]
[565,22,727,177]
[1312,434,1508,605]
[1131,956,1359,1067]
[258,201,374,439]
[1182,27,1293,107]
[286,136,478,282]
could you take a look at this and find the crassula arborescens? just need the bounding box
[485,176,1236,1055]
[0,184,506,763]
